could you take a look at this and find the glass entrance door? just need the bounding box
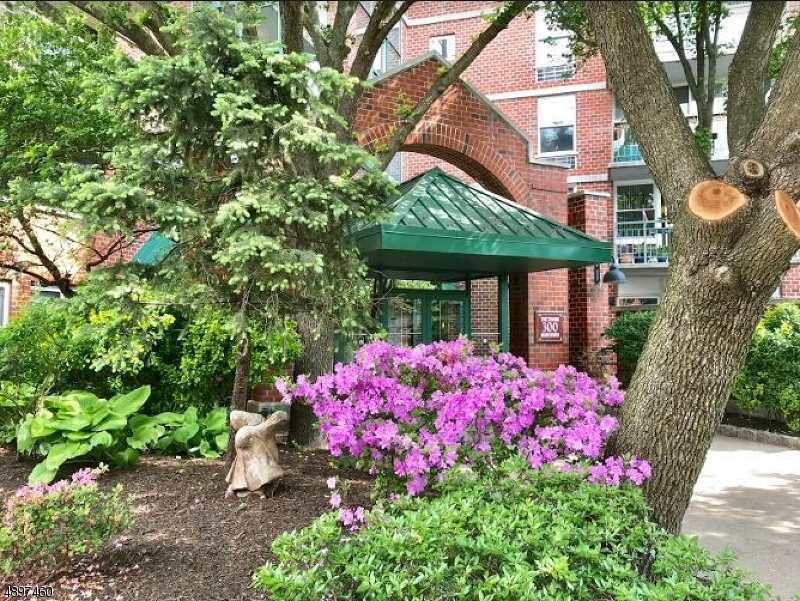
[384,290,469,345]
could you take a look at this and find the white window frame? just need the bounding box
[429,35,456,62]
[0,281,10,327]
[31,285,64,302]
[534,9,574,81]
[537,94,576,157]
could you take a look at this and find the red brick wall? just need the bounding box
[1,232,149,321]
[782,264,800,298]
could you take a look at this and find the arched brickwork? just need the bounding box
[354,53,565,213]
[354,55,579,370]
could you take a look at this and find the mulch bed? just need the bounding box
[0,447,374,600]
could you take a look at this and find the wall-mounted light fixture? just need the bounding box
[593,264,601,285]
[602,264,627,284]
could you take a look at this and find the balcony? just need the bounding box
[615,218,673,266]
[612,122,729,166]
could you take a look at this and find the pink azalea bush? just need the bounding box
[1,465,131,575]
[280,338,650,495]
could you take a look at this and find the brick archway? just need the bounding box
[354,53,547,209]
[354,53,584,371]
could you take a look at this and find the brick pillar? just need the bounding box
[567,191,615,374]
[509,273,529,359]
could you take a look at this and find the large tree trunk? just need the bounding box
[289,313,335,446]
[611,228,783,532]
[585,1,800,533]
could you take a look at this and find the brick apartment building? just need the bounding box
[3,1,798,372]
[351,0,800,366]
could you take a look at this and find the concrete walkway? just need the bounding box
[683,436,800,599]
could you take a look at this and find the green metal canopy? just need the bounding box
[352,167,611,281]
[131,231,176,265]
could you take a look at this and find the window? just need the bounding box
[429,35,455,62]
[257,2,281,44]
[371,25,401,77]
[0,282,9,326]
[31,285,63,302]
[535,10,574,81]
[538,95,575,156]
[614,183,672,264]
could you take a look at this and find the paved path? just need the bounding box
[683,436,800,599]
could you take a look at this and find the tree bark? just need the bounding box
[225,300,252,470]
[289,312,335,446]
[586,1,800,532]
[610,223,787,532]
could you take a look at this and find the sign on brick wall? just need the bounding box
[536,311,563,343]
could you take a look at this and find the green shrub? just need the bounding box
[602,310,656,387]
[0,382,37,446]
[255,456,773,601]
[0,467,131,576]
[16,386,153,483]
[0,297,302,416]
[734,302,800,431]
[128,406,229,459]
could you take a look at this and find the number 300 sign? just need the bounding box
[536,312,563,343]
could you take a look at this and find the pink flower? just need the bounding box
[326,477,338,490]
[329,492,342,509]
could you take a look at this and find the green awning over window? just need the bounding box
[351,168,611,281]
[131,232,176,265]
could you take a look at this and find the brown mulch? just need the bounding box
[0,447,374,601]
[722,412,800,438]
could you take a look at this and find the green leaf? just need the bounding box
[15,415,34,452]
[42,395,82,415]
[29,415,58,438]
[28,441,92,484]
[64,431,94,441]
[153,411,184,426]
[89,430,115,448]
[172,422,200,445]
[48,414,93,432]
[202,407,228,433]
[214,431,229,451]
[28,461,59,485]
[92,411,128,432]
[108,385,151,417]
[113,447,140,466]
[126,422,165,450]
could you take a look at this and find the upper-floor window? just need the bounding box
[535,10,574,81]
[0,281,9,326]
[429,35,455,62]
[370,24,401,77]
[538,95,576,156]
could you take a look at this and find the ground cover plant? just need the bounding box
[1,466,131,576]
[256,457,773,600]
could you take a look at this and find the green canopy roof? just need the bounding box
[131,232,176,265]
[352,167,611,281]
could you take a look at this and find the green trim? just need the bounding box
[498,275,509,353]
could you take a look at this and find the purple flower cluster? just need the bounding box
[325,476,367,530]
[282,339,650,495]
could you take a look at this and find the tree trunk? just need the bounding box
[611,207,785,533]
[289,313,335,446]
[225,328,251,470]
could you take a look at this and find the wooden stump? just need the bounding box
[225,410,289,499]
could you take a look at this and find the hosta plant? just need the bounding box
[16,386,152,483]
[128,406,229,459]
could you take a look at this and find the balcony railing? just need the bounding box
[612,122,729,164]
[615,218,673,265]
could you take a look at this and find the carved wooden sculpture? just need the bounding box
[225,410,289,498]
